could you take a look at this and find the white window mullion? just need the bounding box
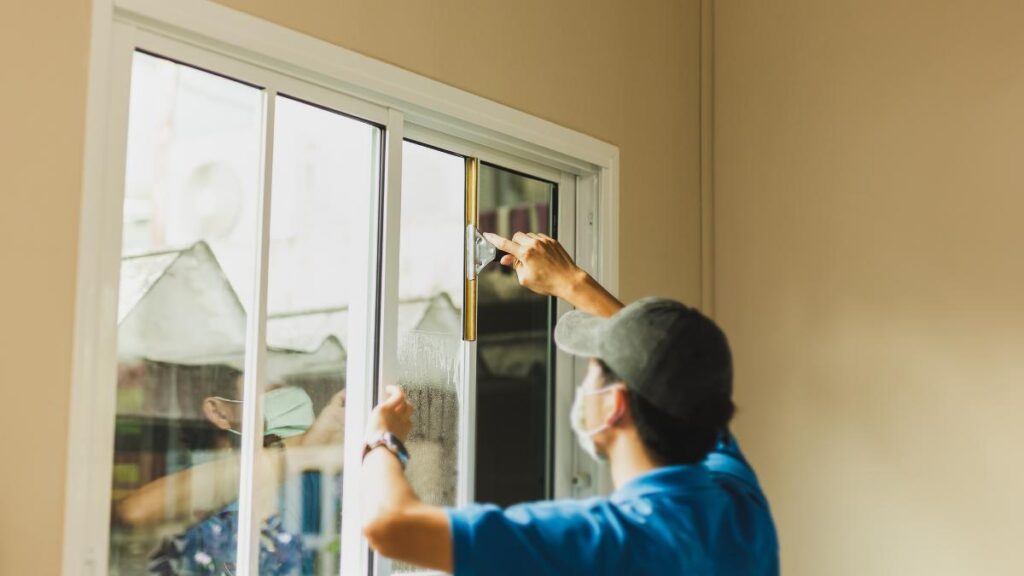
[237,88,276,575]
[553,174,578,500]
[456,342,477,507]
[377,112,406,457]
[373,108,406,576]
[341,108,405,576]
[571,174,610,498]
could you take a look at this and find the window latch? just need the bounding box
[571,472,593,491]
[466,224,497,281]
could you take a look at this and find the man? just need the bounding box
[118,380,348,574]
[360,232,779,575]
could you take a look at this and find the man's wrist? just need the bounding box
[557,268,592,303]
[561,270,624,318]
[362,432,410,469]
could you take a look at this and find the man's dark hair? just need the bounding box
[597,359,734,465]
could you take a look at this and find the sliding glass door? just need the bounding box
[103,35,575,576]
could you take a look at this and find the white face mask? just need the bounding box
[214,386,315,439]
[570,384,621,462]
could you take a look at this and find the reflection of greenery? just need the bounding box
[325,537,341,555]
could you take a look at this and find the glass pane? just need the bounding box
[109,51,262,574]
[476,164,556,506]
[395,141,465,573]
[257,94,381,575]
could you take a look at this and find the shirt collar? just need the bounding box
[610,464,714,502]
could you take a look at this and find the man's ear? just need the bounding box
[607,386,630,427]
[202,397,234,431]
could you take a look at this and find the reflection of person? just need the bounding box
[360,232,779,575]
[117,380,346,574]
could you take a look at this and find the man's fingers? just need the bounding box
[483,232,524,258]
[499,254,518,267]
[512,231,535,247]
[381,385,405,408]
[537,233,554,241]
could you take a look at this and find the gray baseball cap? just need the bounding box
[554,297,733,420]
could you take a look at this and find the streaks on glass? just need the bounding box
[399,331,461,508]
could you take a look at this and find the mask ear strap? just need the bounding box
[585,384,627,436]
[211,396,243,404]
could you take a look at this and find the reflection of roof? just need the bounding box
[266,336,346,382]
[266,292,461,351]
[267,308,350,353]
[118,242,247,366]
[117,242,461,381]
[119,251,183,322]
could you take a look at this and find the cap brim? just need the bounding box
[554,310,608,357]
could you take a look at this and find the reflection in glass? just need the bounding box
[476,164,556,506]
[109,52,380,576]
[109,51,262,575]
[258,94,381,575]
[395,141,465,573]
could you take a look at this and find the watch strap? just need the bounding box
[362,432,410,469]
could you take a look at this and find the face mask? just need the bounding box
[215,386,316,439]
[570,385,621,462]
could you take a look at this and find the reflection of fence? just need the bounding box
[479,202,550,239]
[278,446,344,575]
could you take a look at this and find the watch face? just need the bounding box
[386,433,410,462]
[388,433,409,455]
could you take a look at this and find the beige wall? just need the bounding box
[0,1,703,574]
[0,1,92,575]
[715,1,1024,574]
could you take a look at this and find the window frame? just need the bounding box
[66,1,620,575]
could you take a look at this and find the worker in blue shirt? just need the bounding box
[360,231,779,575]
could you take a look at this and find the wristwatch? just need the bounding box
[362,432,410,470]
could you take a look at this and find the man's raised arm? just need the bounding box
[483,231,624,319]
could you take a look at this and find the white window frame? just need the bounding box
[65,1,619,575]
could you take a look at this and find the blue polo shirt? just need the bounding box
[447,436,778,575]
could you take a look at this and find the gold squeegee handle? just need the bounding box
[463,157,479,342]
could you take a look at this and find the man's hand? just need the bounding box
[300,389,346,446]
[364,385,413,443]
[483,232,587,300]
[484,231,625,319]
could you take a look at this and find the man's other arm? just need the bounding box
[361,387,453,572]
